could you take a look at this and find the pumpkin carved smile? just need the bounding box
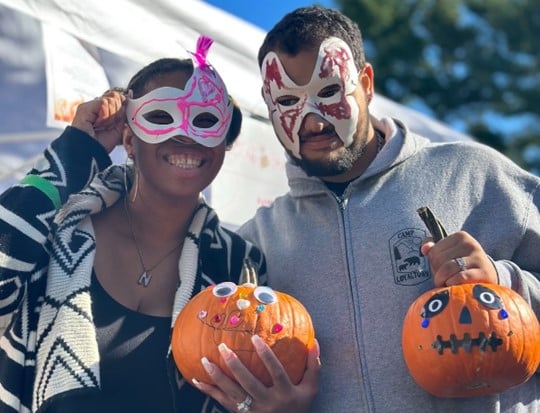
[431,331,504,355]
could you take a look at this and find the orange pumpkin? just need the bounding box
[171,281,315,386]
[402,283,540,398]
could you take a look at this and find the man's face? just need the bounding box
[260,37,372,178]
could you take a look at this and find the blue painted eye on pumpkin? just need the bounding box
[420,290,449,328]
[473,284,508,319]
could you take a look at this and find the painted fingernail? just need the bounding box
[201,357,214,374]
[251,334,265,350]
[218,342,234,361]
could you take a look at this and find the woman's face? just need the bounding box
[124,70,228,202]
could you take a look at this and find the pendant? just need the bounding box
[138,271,152,287]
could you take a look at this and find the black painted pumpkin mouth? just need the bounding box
[432,332,504,354]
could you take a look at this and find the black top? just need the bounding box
[46,271,180,412]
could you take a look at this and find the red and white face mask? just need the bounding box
[126,36,233,148]
[261,37,359,158]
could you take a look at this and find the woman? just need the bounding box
[0,36,319,413]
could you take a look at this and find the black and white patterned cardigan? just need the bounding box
[0,127,266,413]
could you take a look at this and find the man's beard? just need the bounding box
[293,131,368,177]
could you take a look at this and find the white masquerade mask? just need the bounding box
[126,36,233,147]
[260,37,359,158]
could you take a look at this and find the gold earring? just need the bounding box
[123,155,131,195]
[124,153,138,203]
[130,168,139,203]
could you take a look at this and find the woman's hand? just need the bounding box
[421,231,498,287]
[71,88,128,153]
[193,335,320,413]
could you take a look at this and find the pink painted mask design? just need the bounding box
[126,36,233,147]
[261,37,359,158]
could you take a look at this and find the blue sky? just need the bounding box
[202,0,337,31]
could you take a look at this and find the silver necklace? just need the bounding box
[123,197,182,287]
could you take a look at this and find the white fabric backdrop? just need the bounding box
[0,0,473,333]
[0,0,471,227]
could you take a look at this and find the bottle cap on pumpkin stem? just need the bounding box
[417,206,448,242]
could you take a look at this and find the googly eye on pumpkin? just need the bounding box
[473,284,503,310]
[254,286,278,305]
[212,282,237,298]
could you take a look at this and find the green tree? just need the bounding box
[335,0,540,174]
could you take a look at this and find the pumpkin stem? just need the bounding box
[417,206,448,242]
[240,258,258,285]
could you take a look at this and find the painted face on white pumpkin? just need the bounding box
[260,37,359,158]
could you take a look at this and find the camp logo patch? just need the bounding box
[389,228,431,286]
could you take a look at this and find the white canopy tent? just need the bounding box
[0,0,471,227]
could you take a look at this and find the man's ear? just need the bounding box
[359,63,374,101]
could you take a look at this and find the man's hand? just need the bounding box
[421,231,498,287]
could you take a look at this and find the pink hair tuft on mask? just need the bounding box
[193,35,214,68]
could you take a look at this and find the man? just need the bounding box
[238,6,540,412]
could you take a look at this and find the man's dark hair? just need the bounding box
[127,58,242,146]
[258,6,366,70]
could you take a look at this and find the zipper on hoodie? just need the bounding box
[332,190,373,410]
[335,193,348,211]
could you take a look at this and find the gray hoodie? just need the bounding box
[238,117,540,413]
